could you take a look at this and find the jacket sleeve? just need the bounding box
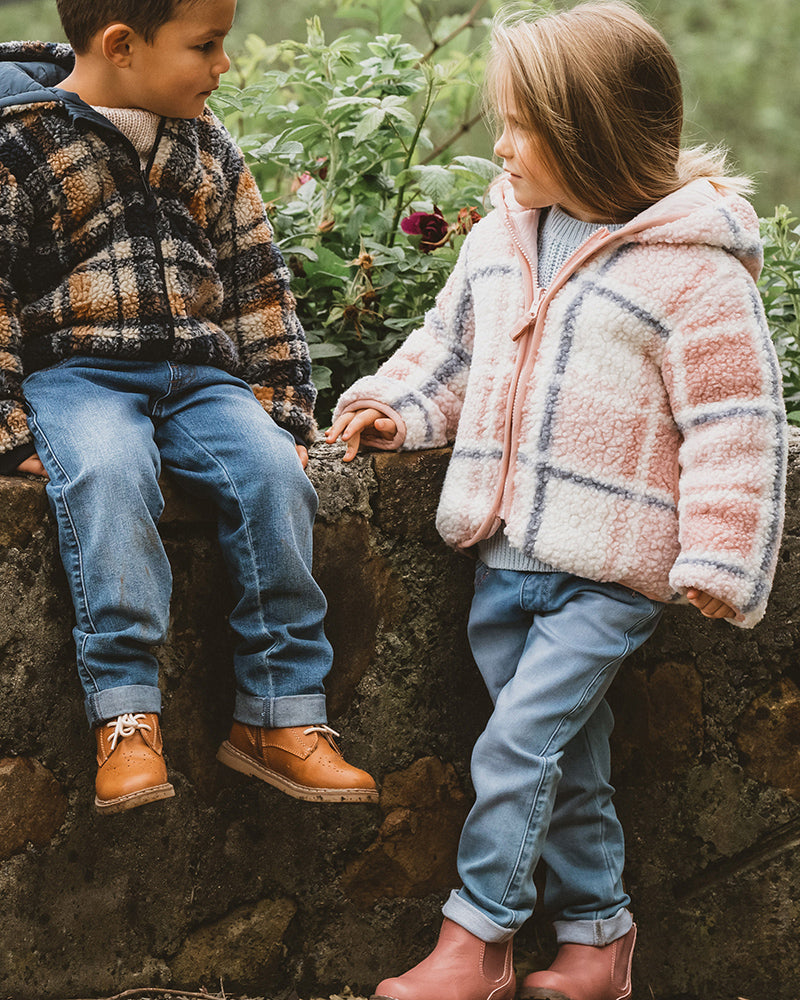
[209,123,317,445]
[0,162,34,460]
[333,230,476,450]
[661,248,787,628]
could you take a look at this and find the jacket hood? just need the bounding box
[492,175,764,282]
[0,41,74,108]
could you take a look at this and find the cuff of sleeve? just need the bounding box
[670,565,757,628]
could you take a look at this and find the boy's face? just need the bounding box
[126,0,236,118]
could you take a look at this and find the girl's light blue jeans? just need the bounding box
[23,358,331,729]
[443,564,662,946]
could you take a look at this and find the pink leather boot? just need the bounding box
[371,917,516,1000]
[519,924,636,1000]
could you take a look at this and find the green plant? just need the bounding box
[210,6,499,423]
[209,5,800,430]
[759,206,800,424]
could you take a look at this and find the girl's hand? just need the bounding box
[326,408,398,462]
[16,453,48,478]
[295,444,309,469]
[686,588,736,620]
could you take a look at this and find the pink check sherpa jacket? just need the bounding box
[335,179,787,627]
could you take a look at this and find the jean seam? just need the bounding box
[76,632,101,694]
[539,599,660,757]
[150,365,174,417]
[169,414,276,699]
[582,723,614,921]
[497,593,660,919]
[500,752,554,910]
[29,411,99,639]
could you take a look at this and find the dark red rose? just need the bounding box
[401,205,449,252]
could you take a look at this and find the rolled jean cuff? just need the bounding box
[86,684,162,729]
[442,889,515,944]
[553,908,632,946]
[233,691,327,728]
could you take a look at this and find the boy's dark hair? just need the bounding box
[57,0,201,54]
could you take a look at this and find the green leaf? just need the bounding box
[309,342,348,359]
[303,246,353,280]
[410,164,456,202]
[353,107,387,144]
[451,155,503,181]
[311,364,334,391]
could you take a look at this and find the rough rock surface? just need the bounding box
[0,434,798,1000]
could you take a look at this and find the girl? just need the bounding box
[327,3,787,999]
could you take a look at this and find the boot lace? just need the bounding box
[303,724,340,738]
[303,724,340,748]
[107,712,152,751]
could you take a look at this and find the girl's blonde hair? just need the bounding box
[487,1,751,221]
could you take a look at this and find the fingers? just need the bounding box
[326,408,380,442]
[332,425,360,462]
[325,412,356,444]
[325,408,396,462]
[373,417,398,436]
[685,588,736,620]
[295,444,309,469]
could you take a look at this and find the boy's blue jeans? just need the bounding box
[443,564,662,946]
[23,358,331,729]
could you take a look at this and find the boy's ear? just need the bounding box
[100,23,137,68]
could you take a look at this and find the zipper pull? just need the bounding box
[510,286,544,341]
[140,170,158,211]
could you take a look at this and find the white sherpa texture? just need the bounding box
[334,180,787,627]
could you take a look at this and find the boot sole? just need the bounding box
[519,993,630,1000]
[95,782,175,815]
[518,991,575,1000]
[374,982,515,1000]
[519,984,631,1000]
[216,740,379,803]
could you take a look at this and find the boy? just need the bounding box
[0,0,377,813]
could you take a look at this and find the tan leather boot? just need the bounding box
[371,917,515,1000]
[519,924,636,1000]
[94,712,175,814]
[216,722,378,803]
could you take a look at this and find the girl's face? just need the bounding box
[494,99,602,223]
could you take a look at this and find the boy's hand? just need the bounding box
[326,408,398,462]
[686,588,736,620]
[16,453,48,478]
[296,444,309,469]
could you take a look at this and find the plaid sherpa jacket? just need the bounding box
[0,41,316,465]
[335,179,787,627]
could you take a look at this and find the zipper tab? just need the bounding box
[141,171,157,211]
[510,287,544,342]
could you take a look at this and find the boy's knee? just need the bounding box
[65,447,161,511]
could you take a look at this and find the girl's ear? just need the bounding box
[101,23,136,68]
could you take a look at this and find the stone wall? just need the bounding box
[0,435,798,1000]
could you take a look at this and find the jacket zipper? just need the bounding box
[461,201,620,545]
[135,119,175,352]
[501,211,542,521]
[90,112,175,352]
[57,98,178,354]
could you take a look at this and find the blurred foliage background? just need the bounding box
[1,0,797,422]
[0,0,797,216]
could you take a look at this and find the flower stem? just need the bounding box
[388,75,437,247]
